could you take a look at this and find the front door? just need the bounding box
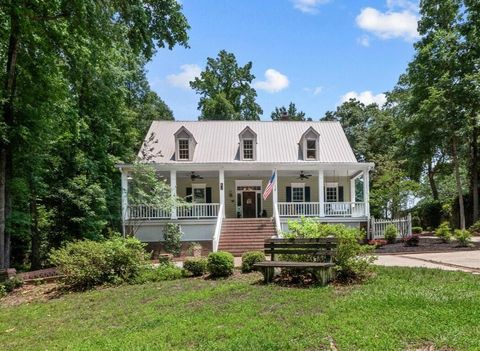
[242,191,256,218]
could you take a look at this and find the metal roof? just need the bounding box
[140,121,358,164]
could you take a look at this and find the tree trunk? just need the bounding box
[471,125,479,223]
[0,5,20,268]
[427,161,439,201]
[30,193,41,270]
[452,139,466,230]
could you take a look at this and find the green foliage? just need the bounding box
[271,102,309,121]
[284,218,375,282]
[163,224,183,256]
[183,258,208,277]
[241,251,265,273]
[207,251,234,278]
[1,277,24,293]
[454,229,472,247]
[412,227,423,234]
[435,222,452,243]
[404,235,420,247]
[384,225,398,244]
[468,220,480,234]
[414,200,444,230]
[50,237,148,289]
[190,50,262,120]
[133,263,184,284]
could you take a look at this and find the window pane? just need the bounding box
[179,139,189,159]
[243,139,253,159]
[306,139,316,159]
[193,188,205,203]
[326,187,337,202]
[292,187,304,202]
[307,149,316,159]
[307,140,316,149]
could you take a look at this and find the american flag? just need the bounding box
[263,171,276,200]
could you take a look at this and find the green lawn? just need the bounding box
[1,267,479,351]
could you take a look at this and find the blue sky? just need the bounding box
[146,0,419,121]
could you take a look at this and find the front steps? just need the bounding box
[217,218,277,256]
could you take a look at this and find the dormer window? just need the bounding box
[300,127,320,161]
[306,139,316,159]
[178,139,189,160]
[239,126,257,161]
[243,139,253,160]
[174,126,196,161]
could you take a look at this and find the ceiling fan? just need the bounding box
[190,171,204,181]
[297,171,312,180]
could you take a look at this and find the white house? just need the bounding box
[118,121,374,256]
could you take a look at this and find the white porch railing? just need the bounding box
[277,202,367,218]
[127,203,220,220]
[212,204,224,252]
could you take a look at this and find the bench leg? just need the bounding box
[314,267,335,286]
[263,267,274,283]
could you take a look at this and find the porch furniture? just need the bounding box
[253,237,338,285]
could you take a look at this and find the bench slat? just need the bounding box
[264,243,336,249]
[265,238,338,243]
[264,249,337,255]
[254,261,334,268]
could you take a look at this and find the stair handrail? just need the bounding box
[273,203,282,238]
[212,204,224,252]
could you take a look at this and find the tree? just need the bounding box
[0,0,189,268]
[190,50,262,120]
[271,102,310,121]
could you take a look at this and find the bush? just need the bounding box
[163,223,182,256]
[404,234,420,247]
[184,258,208,277]
[284,219,375,283]
[133,263,184,284]
[50,237,148,289]
[1,277,24,293]
[207,251,234,278]
[435,222,452,243]
[241,251,265,273]
[416,200,443,230]
[454,229,472,247]
[468,220,480,235]
[384,225,398,244]
[368,239,387,248]
[412,227,423,234]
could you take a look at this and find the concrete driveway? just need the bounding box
[375,250,480,274]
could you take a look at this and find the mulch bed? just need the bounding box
[374,236,480,254]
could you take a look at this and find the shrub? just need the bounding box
[207,251,234,278]
[435,222,452,243]
[163,223,182,256]
[284,219,375,283]
[412,227,423,234]
[384,225,398,244]
[184,258,208,277]
[50,237,148,289]
[186,242,203,257]
[241,251,265,273]
[0,285,6,298]
[454,229,472,247]
[468,220,480,235]
[1,277,23,293]
[404,234,420,247]
[133,263,184,284]
[368,239,388,248]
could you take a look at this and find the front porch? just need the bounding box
[122,166,371,222]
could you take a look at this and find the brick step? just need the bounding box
[221,232,275,236]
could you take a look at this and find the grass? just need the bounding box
[1,267,480,350]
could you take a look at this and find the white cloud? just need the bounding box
[254,69,289,93]
[166,64,201,89]
[304,86,323,95]
[357,35,370,47]
[340,91,387,106]
[356,2,419,41]
[291,0,330,14]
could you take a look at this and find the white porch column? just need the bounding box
[318,169,325,217]
[350,178,356,203]
[363,167,370,217]
[273,169,278,208]
[219,169,225,218]
[170,169,177,219]
[121,169,129,236]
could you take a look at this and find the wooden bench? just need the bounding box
[253,237,338,284]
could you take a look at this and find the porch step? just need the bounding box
[218,218,277,256]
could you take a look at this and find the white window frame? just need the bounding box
[192,183,206,203]
[242,139,254,160]
[306,139,317,160]
[291,182,305,203]
[177,138,190,160]
[325,182,338,203]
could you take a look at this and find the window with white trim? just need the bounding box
[325,183,338,202]
[243,139,253,160]
[306,139,316,159]
[178,139,189,160]
[192,184,206,203]
[291,183,305,202]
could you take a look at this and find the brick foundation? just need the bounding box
[145,241,213,259]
